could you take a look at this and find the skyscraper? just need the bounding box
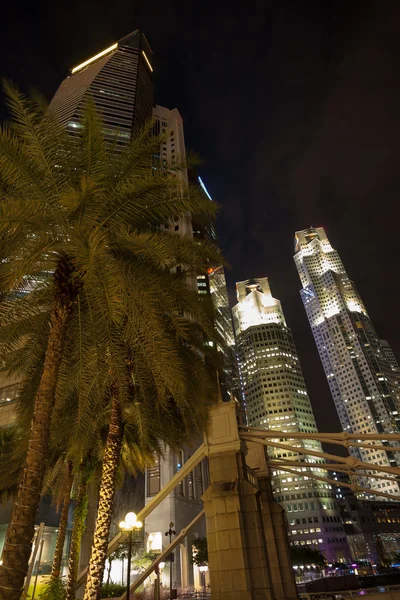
[294,227,400,498]
[49,30,153,142]
[143,106,215,592]
[143,106,240,591]
[381,340,400,374]
[207,265,242,404]
[152,105,240,402]
[232,277,349,562]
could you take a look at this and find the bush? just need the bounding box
[100,583,126,598]
[39,578,66,600]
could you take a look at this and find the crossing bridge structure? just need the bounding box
[76,400,400,600]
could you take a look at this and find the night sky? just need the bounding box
[1,1,400,436]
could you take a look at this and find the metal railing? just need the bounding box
[177,592,211,599]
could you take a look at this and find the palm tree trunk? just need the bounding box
[83,395,122,600]
[51,461,74,581]
[66,479,89,600]
[0,257,80,600]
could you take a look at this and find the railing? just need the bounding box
[177,592,211,599]
[76,445,207,592]
[299,585,400,600]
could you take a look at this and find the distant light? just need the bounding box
[198,176,212,200]
[71,43,118,74]
[142,50,153,72]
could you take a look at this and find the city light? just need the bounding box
[142,50,153,72]
[71,43,118,73]
[198,176,213,200]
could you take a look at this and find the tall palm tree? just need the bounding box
[0,84,222,600]
[65,466,91,600]
[49,460,74,581]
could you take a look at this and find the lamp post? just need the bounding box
[155,561,165,600]
[119,512,143,600]
[198,565,208,595]
[165,522,176,599]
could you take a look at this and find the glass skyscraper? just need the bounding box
[294,227,400,498]
[50,30,153,142]
[232,277,349,562]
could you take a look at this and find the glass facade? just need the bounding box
[294,227,400,497]
[50,30,153,143]
[233,277,349,562]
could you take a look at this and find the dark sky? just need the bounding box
[1,0,400,437]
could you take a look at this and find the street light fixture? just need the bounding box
[155,561,166,600]
[119,512,143,600]
[165,522,176,600]
[198,565,208,595]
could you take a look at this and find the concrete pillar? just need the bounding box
[202,401,298,600]
[258,476,298,600]
[180,542,188,590]
[245,441,298,600]
[202,451,273,600]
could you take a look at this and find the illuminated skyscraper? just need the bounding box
[232,278,349,562]
[152,106,240,402]
[380,340,400,405]
[294,227,400,498]
[50,30,153,142]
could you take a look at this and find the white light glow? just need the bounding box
[147,531,162,552]
[347,300,364,314]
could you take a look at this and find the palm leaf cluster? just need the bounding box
[0,83,223,600]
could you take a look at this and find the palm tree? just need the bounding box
[0,83,221,600]
[65,468,90,600]
[49,460,74,581]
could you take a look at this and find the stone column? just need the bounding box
[202,402,276,600]
[246,442,298,600]
[258,476,298,600]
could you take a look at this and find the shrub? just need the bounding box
[39,577,66,600]
[100,583,126,598]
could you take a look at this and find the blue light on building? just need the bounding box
[198,176,212,201]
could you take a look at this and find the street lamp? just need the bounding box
[154,561,165,600]
[198,565,208,595]
[119,512,143,600]
[165,522,176,599]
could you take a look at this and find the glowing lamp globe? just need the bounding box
[125,512,137,527]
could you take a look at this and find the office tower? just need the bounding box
[207,265,242,404]
[380,340,400,412]
[153,105,240,403]
[143,106,211,593]
[335,489,400,564]
[153,105,187,170]
[49,30,153,141]
[232,278,349,562]
[294,227,400,498]
[380,340,400,373]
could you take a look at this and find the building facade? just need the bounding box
[207,265,242,404]
[232,277,349,562]
[339,493,400,565]
[143,106,238,592]
[50,30,153,142]
[294,227,400,498]
[143,447,210,593]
